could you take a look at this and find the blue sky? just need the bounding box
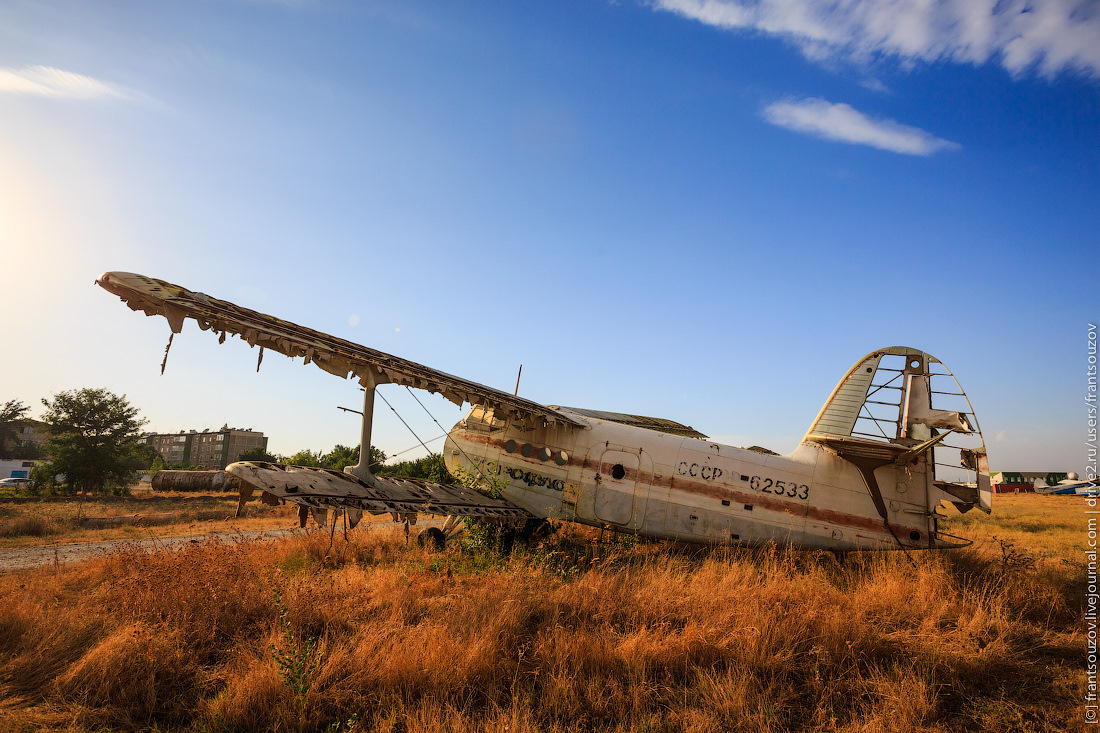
[0,0,1096,475]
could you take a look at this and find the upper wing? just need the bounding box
[96,271,583,428]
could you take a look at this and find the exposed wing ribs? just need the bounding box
[228,461,531,520]
[96,271,582,428]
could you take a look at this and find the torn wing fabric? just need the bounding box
[96,271,583,428]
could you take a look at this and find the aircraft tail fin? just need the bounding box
[804,347,991,515]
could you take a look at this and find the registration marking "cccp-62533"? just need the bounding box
[749,475,809,500]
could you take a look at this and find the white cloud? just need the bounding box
[655,0,1100,79]
[859,77,889,93]
[762,97,960,154]
[0,65,128,100]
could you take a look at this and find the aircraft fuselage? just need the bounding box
[443,407,945,551]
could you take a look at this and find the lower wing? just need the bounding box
[228,461,531,528]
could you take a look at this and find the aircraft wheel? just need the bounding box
[517,518,553,543]
[418,526,446,551]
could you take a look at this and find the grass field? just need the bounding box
[0,485,293,547]
[0,492,1088,732]
[0,486,394,550]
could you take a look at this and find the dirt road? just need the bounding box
[0,518,443,572]
[0,528,307,572]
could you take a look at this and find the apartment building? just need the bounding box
[1,419,49,458]
[140,426,267,469]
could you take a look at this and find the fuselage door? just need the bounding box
[593,449,641,527]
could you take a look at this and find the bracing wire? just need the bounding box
[404,386,487,481]
[338,403,444,469]
[405,386,454,440]
[377,434,447,464]
[371,386,488,485]
[376,390,434,457]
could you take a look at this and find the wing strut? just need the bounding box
[346,370,377,481]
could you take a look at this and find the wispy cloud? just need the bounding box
[654,0,1100,79]
[0,65,129,100]
[762,97,960,155]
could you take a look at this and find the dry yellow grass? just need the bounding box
[941,491,1091,559]
[0,487,391,549]
[0,487,294,548]
[0,493,1086,732]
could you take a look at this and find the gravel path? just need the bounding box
[0,529,308,572]
[0,518,443,572]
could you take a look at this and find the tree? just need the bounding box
[376,453,450,483]
[282,444,386,470]
[284,449,322,467]
[318,444,386,472]
[131,442,163,471]
[237,446,279,463]
[149,453,166,479]
[0,399,31,459]
[320,444,359,472]
[41,388,147,495]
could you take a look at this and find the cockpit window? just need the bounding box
[465,405,505,432]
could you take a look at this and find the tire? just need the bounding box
[424,526,446,551]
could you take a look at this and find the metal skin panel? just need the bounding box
[593,449,652,528]
[808,353,882,439]
[98,273,990,551]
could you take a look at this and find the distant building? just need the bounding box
[990,471,1070,493]
[140,426,268,469]
[0,459,40,480]
[1,419,49,458]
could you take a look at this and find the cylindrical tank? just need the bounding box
[151,470,242,492]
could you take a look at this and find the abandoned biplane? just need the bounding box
[97,271,991,552]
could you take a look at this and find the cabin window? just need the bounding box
[465,406,505,432]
